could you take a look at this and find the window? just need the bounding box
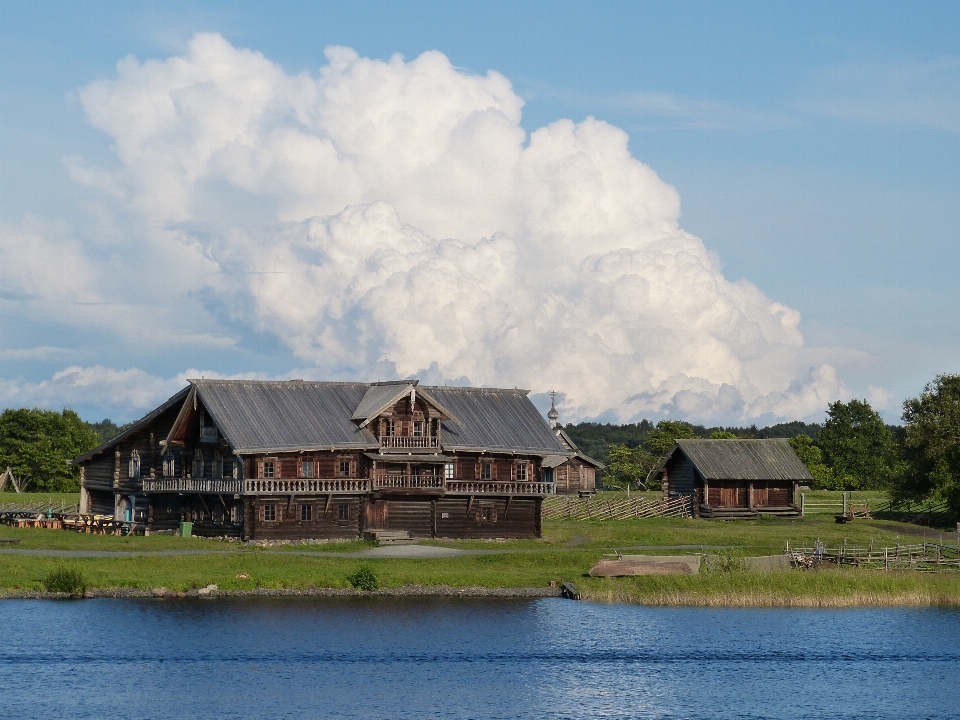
[230,504,243,524]
[262,461,275,479]
[516,463,527,481]
[413,420,424,437]
[299,504,312,521]
[263,503,277,522]
[338,503,350,521]
[480,462,491,480]
[542,468,554,484]
[339,460,350,478]
[213,452,223,479]
[444,463,455,480]
[128,450,141,479]
[475,504,497,523]
[193,449,204,478]
[301,460,314,478]
[163,451,175,478]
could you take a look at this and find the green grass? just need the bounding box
[0,492,80,508]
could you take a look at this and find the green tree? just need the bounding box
[899,374,960,516]
[0,408,99,492]
[645,420,697,457]
[605,443,655,490]
[710,430,739,440]
[788,434,836,489]
[817,399,896,490]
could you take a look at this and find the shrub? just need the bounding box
[43,565,86,595]
[347,565,380,591]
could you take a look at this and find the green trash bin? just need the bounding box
[179,521,193,538]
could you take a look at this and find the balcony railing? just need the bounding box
[373,474,445,491]
[445,481,555,496]
[199,426,219,442]
[243,478,370,495]
[379,435,440,449]
[142,477,243,494]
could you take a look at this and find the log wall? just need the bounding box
[435,497,539,539]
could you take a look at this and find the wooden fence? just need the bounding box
[542,495,692,521]
[787,537,960,572]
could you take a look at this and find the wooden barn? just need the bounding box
[654,439,809,519]
[72,380,569,541]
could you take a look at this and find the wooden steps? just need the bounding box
[364,530,416,546]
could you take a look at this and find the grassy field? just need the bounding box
[1,492,958,605]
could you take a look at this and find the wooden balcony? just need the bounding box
[243,478,370,495]
[373,474,445,492]
[142,477,243,494]
[379,435,440,449]
[445,481,555,496]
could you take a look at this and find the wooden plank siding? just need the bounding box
[247,496,362,541]
[435,497,541,539]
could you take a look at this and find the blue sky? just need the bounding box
[1,0,958,424]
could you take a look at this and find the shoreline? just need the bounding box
[0,585,564,600]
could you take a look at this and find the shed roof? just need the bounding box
[196,380,379,453]
[660,439,812,481]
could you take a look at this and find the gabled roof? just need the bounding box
[555,428,605,469]
[70,386,191,465]
[658,439,812,482]
[427,386,568,455]
[351,380,458,428]
[195,380,378,454]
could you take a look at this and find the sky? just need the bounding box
[1,0,958,426]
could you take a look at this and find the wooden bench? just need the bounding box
[364,530,416,546]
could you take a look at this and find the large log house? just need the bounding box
[73,380,569,540]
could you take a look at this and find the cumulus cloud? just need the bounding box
[5,33,846,423]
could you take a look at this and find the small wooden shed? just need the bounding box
[655,439,810,519]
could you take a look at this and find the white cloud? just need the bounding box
[4,34,847,423]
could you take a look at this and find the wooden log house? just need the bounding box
[654,439,810,519]
[72,380,570,540]
[540,394,603,495]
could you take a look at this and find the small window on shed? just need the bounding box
[128,450,141,479]
[338,503,350,520]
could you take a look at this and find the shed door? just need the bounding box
[753,483,769,507]
[569,466,580,491]
[365,500,388,530]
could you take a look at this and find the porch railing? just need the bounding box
[380,436,440,449]
[243,478,370,495]
[142,477,243,494]
[445,481,555,495]
[373,474,445,490]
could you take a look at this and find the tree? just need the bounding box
[645,420,697,457]
[710,430,739,440]
[0,409,99,492]
[605,443,655,490]
[816,399,896,490]
[899,374,960,515]
[788,434,835,489]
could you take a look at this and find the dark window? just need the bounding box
[263,504,276,521]
[338,503,349,520]
[128,450,141,479]
[262,461,275,479]
[480,463,491,480]
[300,504,312,521]
[301,460,314,478]
[516,463,527,481]
[542,468,554,484]
[339,461,350,477]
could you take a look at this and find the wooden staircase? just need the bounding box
[364,530,416,545]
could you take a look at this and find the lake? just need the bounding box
[1,598,957,719]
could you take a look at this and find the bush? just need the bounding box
[43,564,86,595]
[347,565,380,591]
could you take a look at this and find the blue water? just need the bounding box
[0,598,957,719]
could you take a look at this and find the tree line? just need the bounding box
[564,374,960,517]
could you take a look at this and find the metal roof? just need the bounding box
[555,428,605,469]
[425,386,569,455]
[663,439,813,481]
[195,380,379,454]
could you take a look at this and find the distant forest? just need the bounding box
[562,419,827,468]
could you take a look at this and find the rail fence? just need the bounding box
[542,495,692,521]
[787,537,960,572]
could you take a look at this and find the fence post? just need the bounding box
[842,491,848,517]
[800,493,805,517]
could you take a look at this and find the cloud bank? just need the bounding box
[1,34,844,422]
